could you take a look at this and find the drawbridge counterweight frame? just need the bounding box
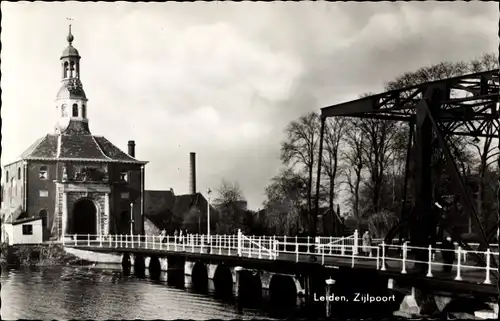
[314,70,499,273]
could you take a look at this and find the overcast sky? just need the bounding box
[1,2,497,210]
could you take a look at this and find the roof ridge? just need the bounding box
[91,135,112,160]
[20,156,148,164]
[97,136,142,162]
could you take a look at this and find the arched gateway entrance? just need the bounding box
[73,199,97,236]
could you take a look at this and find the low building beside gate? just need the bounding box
[2,216,44,245]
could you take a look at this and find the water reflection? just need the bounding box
[1,265,279,320]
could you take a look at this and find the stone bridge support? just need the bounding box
[396,286,454,317]
[233,266,303,307]
[185,260,196,276]
[184,260,235,294]
[389,279,497,318]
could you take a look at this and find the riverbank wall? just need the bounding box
[0,243,97,267]
[63,247,122,263]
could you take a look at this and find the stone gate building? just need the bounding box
[2,26,148,241]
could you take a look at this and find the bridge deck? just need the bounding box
[65,234,498,297]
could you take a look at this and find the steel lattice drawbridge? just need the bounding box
[315,70,500,274]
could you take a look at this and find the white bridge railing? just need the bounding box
[64,230,498,286]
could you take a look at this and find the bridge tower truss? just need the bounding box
[316,69,499,275]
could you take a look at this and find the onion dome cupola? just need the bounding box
[55,24,90,135]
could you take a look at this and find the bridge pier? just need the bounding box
[184,261,195,276]
[143,255,168,273]
[397,287,448,317]
[234,266,262,304]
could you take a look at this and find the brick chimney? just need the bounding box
[128,140,135,157]
[189,152,196,195]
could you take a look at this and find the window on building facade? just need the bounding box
[17,168,21,180]
[72,104,78,117]
[39,190,48,198]
[82,104,86,118]
[120,170,128,182]
[39,166,48,180]
[22,224,33,235]
[5,171,8,183]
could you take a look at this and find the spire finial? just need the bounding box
[66,18,74,44]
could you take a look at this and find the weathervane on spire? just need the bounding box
[66,17,74,44]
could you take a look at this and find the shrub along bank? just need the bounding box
[0,243,94,267]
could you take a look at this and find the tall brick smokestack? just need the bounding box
[128,140,136,157]
[189,152,196,195]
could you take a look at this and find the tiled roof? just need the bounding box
[29,135,59,158]
[94,137,141,162]
[20,136,50,158]
[59,135,107,159]
[62,120,91,135]
[12,216,43,225]
[16,121,147,164]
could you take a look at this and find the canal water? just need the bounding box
[1,264,303,320]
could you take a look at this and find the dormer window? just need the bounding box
[82,104,86,118]
[120,170,128,182]
[72,104,78,117]
[39,166,48,180]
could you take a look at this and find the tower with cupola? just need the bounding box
[55,25,90,135]
[1,25,148,243]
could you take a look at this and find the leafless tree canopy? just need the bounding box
[280,112,320,217]
[259,52,498,238]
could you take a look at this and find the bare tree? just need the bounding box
[280,112,320,219]
[358,118,400,214]
[342,119,366,227]
[322,117,347,234]
[473,126,500,226]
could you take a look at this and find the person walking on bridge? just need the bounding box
[160,228,167,243]
[362,231,372,257]
[174,229,179,243]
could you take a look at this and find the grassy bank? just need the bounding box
[0,242,94,267]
